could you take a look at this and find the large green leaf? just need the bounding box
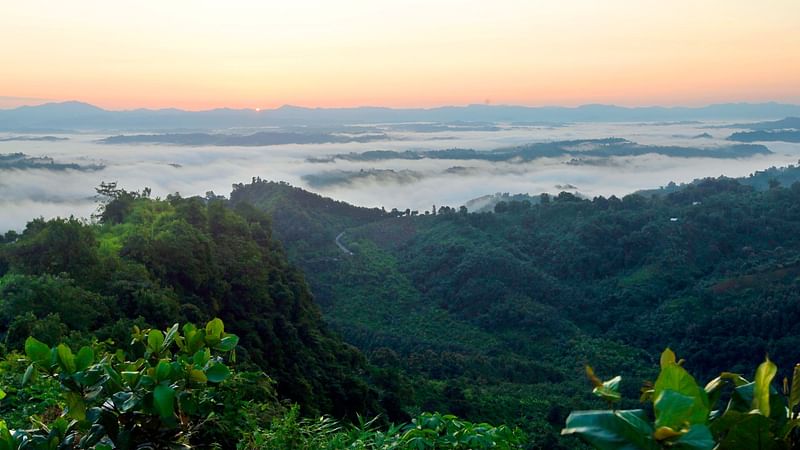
[25,337,51,366]
[205,363,230,383]
[56,344,76,374]
[214,334,239,352]
[205,318,224,346]
[0,420,14,450]
[730,382,787,426]
[562,410,658,450]
[155,360,171,382]
[75,346,94,371]
[64,391,86,420]
[655,390,696,429]
[147,329,164,354]
[153,384,175,422]
[205,318,224,337]
[754,358,777,417]
[673,424,714,450]
[655,361,709,426]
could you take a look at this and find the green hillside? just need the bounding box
[0,189,386,421]
[232,175,800,447]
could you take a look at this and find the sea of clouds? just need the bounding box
[1,122,799,232]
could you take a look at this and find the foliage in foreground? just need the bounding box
[240,406,524,450]
[0,318,239,449]
[563,349,800,449]
[0,319,523,449]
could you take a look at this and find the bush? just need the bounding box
[563,348,800,450]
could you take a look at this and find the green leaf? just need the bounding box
[214,334,239,352]
[193,348,210,367]
[121,370,141,387]
[562,410,658,450]
[655,390,696,429]
[25,337,50,365]
[75,347,94,371]
[673,424,714,450]
[790,364,800,413]
[64,391,86,420]
[104,365,124,391]
[0,420,14,450]
[189,369,208,383]
[206,318,224,338]
[56,344,76,374]
[0,388,5,401]
[205,318,224,346]
[22,363,35,386]
[153,384,175,423]
[205,363,230,383]
[705,372,749,409]
[188,329,206,352]
[155,360,171,382]
[661,348,677,368]
[147,329,164,353]
[654,362,709,426]
[163,323,179,349]
[754,357,777,417]
[593,376,622,403]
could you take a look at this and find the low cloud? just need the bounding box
[1,122,799,232]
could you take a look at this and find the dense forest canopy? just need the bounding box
[0,188,388,421]
[228,169,800,447]
[4,165,800,447]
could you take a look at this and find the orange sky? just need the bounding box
[1,0,799,110]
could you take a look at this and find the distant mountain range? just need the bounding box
[2,101,800,131]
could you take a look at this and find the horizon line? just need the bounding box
[2,98,800,114]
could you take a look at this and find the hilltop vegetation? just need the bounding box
[0,187,387,420]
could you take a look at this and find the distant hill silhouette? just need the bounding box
[723,116,800,130]
[2,101,800,131]
[728,129,800,143]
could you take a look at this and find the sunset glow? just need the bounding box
[1,0,798,110]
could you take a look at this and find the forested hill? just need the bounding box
[229,180,390,260]
[0,190,389,420]
[230,174,800,448]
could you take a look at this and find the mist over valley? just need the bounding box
[2,107,800,232]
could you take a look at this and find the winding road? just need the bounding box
[335,231,354,256]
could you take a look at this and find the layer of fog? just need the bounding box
[2,121,800,232]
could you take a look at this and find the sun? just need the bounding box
[255,107,261,112]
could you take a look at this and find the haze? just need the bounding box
[1,0,799,110]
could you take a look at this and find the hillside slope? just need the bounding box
[0,193,387,419]
[231,174,800,447]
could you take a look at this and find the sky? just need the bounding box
[1,0,799,110]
